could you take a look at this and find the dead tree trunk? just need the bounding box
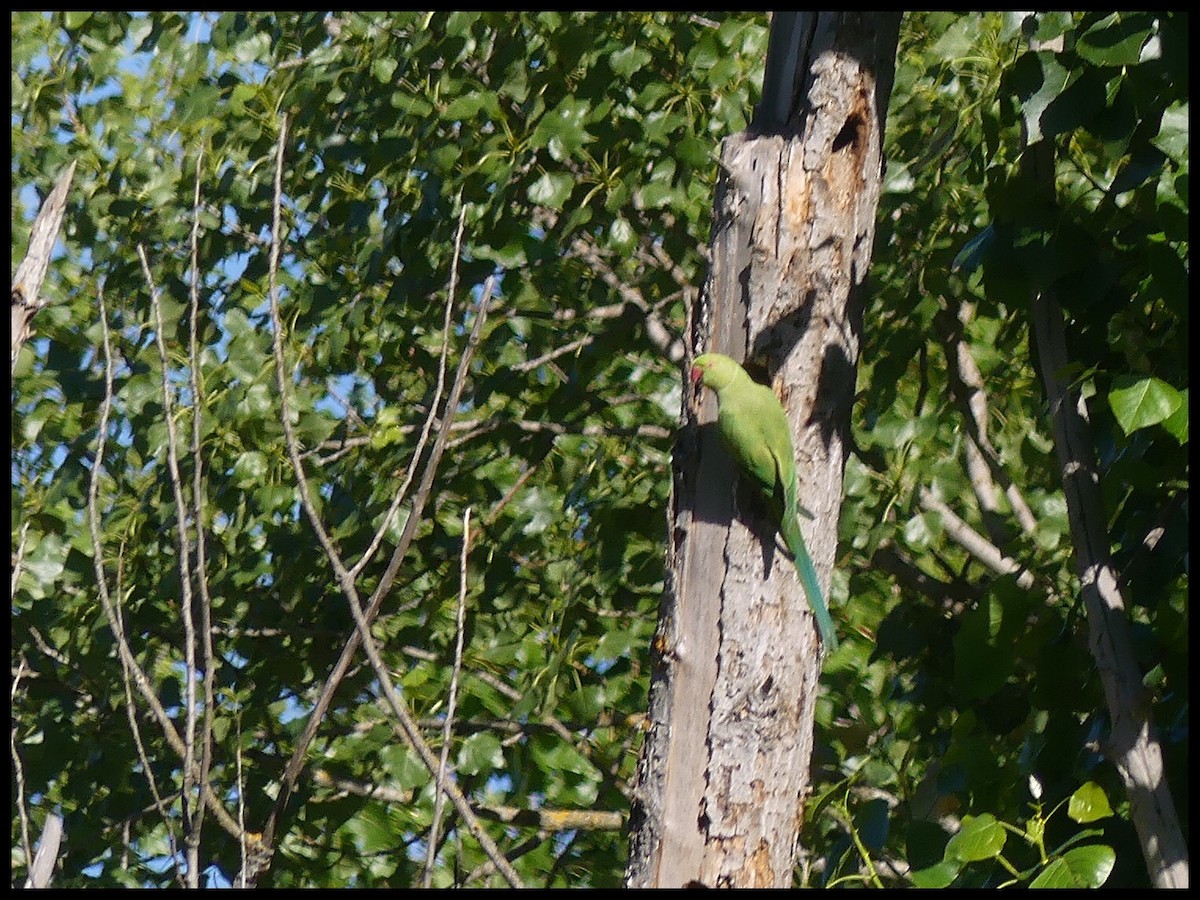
[626,13,901,888]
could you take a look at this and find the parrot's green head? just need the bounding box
[690,352,743,392]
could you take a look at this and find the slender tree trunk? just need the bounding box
[1024,118,1189,891]
[626,13,901,888]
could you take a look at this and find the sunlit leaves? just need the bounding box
[1028,846,1115,888]
[863,11,1184,890]
[11,9,1185,889]
[1109,375,1185,439]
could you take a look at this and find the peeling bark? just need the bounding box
[627,13,900,888]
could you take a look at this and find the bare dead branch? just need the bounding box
[1021,113,1186,883]
[1032,283,1188,886]
[88,275,241,842]
[12,161,76,374]
[96,280,186,886]
[513,333,594,373]
[870,543,981,612]
[917,487,1037,590]
[138,243,202,884]
[185,146,220,880]
[351,202,469,580]
[447,416,672,450]
[566,232,682,360]
[11,522,31,598]
[12,657,34,879]
[259,115,520,886]
[311,769,623,833]
[423,505,473,887]
[937,303,1038,540]
[22,811,64,890]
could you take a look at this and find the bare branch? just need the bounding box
[139,243,202,884]
[423,505,473,887]
[513,333,594,373]
[447,416,672,450]
[937,303,1037,539]
[22,812,64,890]
[1019,100,1186,882]
[12,657,34,880]
[311,769,623,832]
[12,161,76,373]
[1032,281,1188,886]
[11,522,31,598]
[566,231,683,360]
[917,487,1037,590]
[89,276,241,841]
[185,145,220,876]
[870,542,981,611]
[351,202,469,580]
[98,280,186,886]
[259,116,521,886]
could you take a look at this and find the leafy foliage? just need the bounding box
[821,10,1186,888]
[12,10,1186,889]
[12,11,765,888]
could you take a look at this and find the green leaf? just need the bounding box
[1153,102,1189,162]
[610,44,652,78]
[457,731,504,775]
[442,91,484,120]
[345,803,399,854]
[638,180,675,209]
[1030,845,1116,888]
[910,859,961,888]
[1076,13,1153,67]
[527,171,575,210]
[607,216,634,251]
[232,450,269,487]
[532,739,598,779]
[1009,51,1069,144]
[946,814,1007,863]
[369,57,398,84]
[1067,781,1114,823]
[531,97,593,159]
[1160,388,1188,444]
[18,533,67,599]
[1109,375,1183,436]
[381,744,429,790]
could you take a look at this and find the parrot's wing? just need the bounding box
[716,390,783,498]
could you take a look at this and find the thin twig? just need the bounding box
[89,272,241,841]
[350,201,469,580]
[12,656,33,877]
[446,416,672,451]
[259,115,520,886]
[139,243,202,884]
[96,280,186,886]
[513,333,594,373]
[237,704,248,888]
[937,303,1037,539]
[423,506,473,887]
[186,143,220,881]
[11,522,30,597]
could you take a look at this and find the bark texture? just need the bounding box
[627,13,900,888]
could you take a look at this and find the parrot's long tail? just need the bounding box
[782,516,838,652]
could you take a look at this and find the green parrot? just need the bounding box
[690,352,838,652]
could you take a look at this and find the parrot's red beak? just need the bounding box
[690,365,703,385]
